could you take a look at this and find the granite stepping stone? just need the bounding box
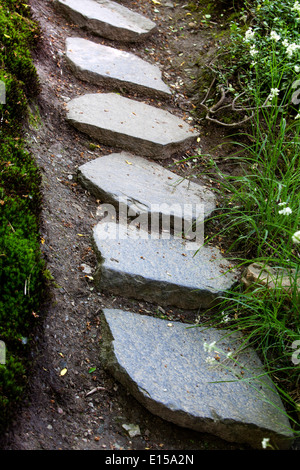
[78,152,216,231]
[65,38,171,98]
[66,93,199,159]
[100,309,294,449]
[92,221,237,309]
[55,0,157,42]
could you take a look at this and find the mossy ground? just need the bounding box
[0,0,45,430]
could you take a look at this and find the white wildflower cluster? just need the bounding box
[269,87,280,100]
[243,23,300,64]
[243,28,258,65]
[250,45,259,57]
[244,27,255,42]
[278,201,293,215]
[205,356,216,364]
[203,341,217,353]
[277,204,300,244]
[285,42,300,58]
[203,340,233,365]
[279,207,293,215]
[292,230,300,244]
[292,1,300,15]
[221,311,230,323]
[277,201,292,215]
[270,30,281,42]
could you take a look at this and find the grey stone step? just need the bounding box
[55,0,157,42]
[78,152,216,230]
[100,309,294,449]
[66,93,199,159]
[92,220,237,310]
[65,38,171,99]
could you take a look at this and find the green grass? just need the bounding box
[192,0,300,443]
[0,0,45,431]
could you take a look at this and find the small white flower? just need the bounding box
[295,65,300,72]
[270,31,281,42]
[286,42,300,58]
[292,230,300,244]
[203,341,216,353]
[278,201,287,206]
[279,206,292,215]
[295,113,300,119]
[205,356,216,364]
[262,437,270,449]
[250,45,259,56]
[282,39,290,47]
[271,87,280,96]
[244,27,255,42]
[292,1,300,14]
[268,88,280,101]
[221,312,230,323]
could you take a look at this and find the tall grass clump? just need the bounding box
[194,0,300,442]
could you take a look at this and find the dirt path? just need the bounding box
[0,0,248,451]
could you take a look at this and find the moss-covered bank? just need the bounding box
[0,0,45,431]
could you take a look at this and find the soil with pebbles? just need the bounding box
[0,0,251,451]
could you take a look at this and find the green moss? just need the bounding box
[27,103,42,130]
[0,2,40,98]
[0,0,45,432]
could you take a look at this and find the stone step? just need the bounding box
[78,152,216,230]
[65,38,171,99]
[66,93,199,159]
[100,309,294,449]
[92,220,237,310]
[55,0,157,42]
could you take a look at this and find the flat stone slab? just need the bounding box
[92,221,237,309]
[78,152,216,230]
[100,309,294,449]
[55,0,157,42]
[242,262,300,296]
[66,93,199,159]
[65,38,171,98]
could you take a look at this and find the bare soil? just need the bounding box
[0,0,250,451]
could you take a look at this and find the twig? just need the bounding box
[85,386,106,397]
[199,74,284,127]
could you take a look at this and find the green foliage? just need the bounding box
[0,217,44,342]
[192,0,300,434]
[0,1,40,98]
[0,137,42,214]
[0,71,28,134]
[0,0,44,431]
[212,0,300,103]
[0,353,26,430]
